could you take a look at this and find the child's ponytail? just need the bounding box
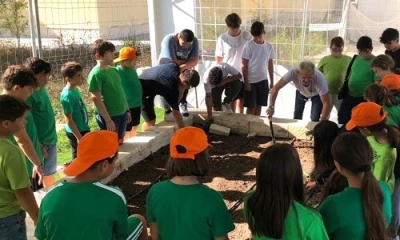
[361,170,386,240]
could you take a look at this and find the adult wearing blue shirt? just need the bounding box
[139,63,200,131]
[158,29,199,117]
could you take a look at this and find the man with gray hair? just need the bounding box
[267,61,330,121]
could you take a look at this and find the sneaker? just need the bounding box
[179,102,189,117]
[164,112,175,122]
[221,102,233,114]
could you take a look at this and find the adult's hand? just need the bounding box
[266,107,274,119]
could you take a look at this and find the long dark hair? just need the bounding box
[364,83,398,107]
[246,143,304,238]
[332,133,386,240]
[313,120,339,171]
[365,120,400,149]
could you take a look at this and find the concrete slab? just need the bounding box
[191,110,317,140]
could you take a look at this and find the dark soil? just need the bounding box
[110,134,317,240]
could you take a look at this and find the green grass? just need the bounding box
[56,107,165,166]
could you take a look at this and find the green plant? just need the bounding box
[0,0,28,48]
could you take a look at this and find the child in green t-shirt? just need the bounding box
[35,130,147,240]
[146,126,235,240]
[317,36,351,113]
[59,61,90,160]
[244,143,328,240]
[346,102,398,191]
[113,47,143,140]
[2,65,44,190]
[24,57,57,187]
[0,95,39,239]
[87,39,131,145]
[319,132,392,240]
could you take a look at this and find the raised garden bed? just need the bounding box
[110,134,317,239]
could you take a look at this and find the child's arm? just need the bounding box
[149,222,159,240]
[13,129,44,182]
[14,187,39,224]
[242,58,251,91]
[64,114,83,141]
[268,59,274,89]
[90,91,116,131]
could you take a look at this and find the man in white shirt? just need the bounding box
[267,61,331,121]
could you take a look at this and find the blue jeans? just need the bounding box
[0,211,27,240]
[390,178,400,231]
[294,90,322,122]
[43,144,57,176]
[95,113,127,141]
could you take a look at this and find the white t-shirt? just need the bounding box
[203,63,239,93]
[282,68,328,97]
[242,40,275,84]
[215,31,252,72]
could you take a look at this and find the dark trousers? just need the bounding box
[66,131,90,159]
[337,94,364,124]
[211,80,242,111]
[294,90,322,122]
[180,89,188,104]
[162,89,189,112]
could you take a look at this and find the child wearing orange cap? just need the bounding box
[346,102,398,192]
[34,130,148,240]
[114,47,142,140]
[146,126,235,240]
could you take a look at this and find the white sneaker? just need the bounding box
[164,112,175,122]
[221,102,233,114]
[179,102,189,117]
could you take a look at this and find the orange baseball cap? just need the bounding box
[64,130,119,176]
[380,74,400,91]
[345,102,387,130]
[170,126,210,160]
[113,47,137,63]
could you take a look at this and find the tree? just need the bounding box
[0,0,28,48]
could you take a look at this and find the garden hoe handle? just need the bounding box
[269,117,276,144]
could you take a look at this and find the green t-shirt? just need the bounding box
[35,180,130,240]
[243,193,328,240]
[384,104,400,128]
[0,138,31,219]
[367,136,396,191]
[60,87,90,133]
[25,87,57,145]
[87,66,127,117]
[115,65,142,108]
[146,180,235,240]
[319,181,392,240]
[348,56,379,97]
[317,54,352,94]
[9,111,43,177]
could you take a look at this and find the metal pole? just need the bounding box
[34,0,43,58]
[300,0,309,61]
[27,0,37,57]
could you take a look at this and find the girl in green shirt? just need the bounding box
[319,132,392,240]
[244,143,328,240]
